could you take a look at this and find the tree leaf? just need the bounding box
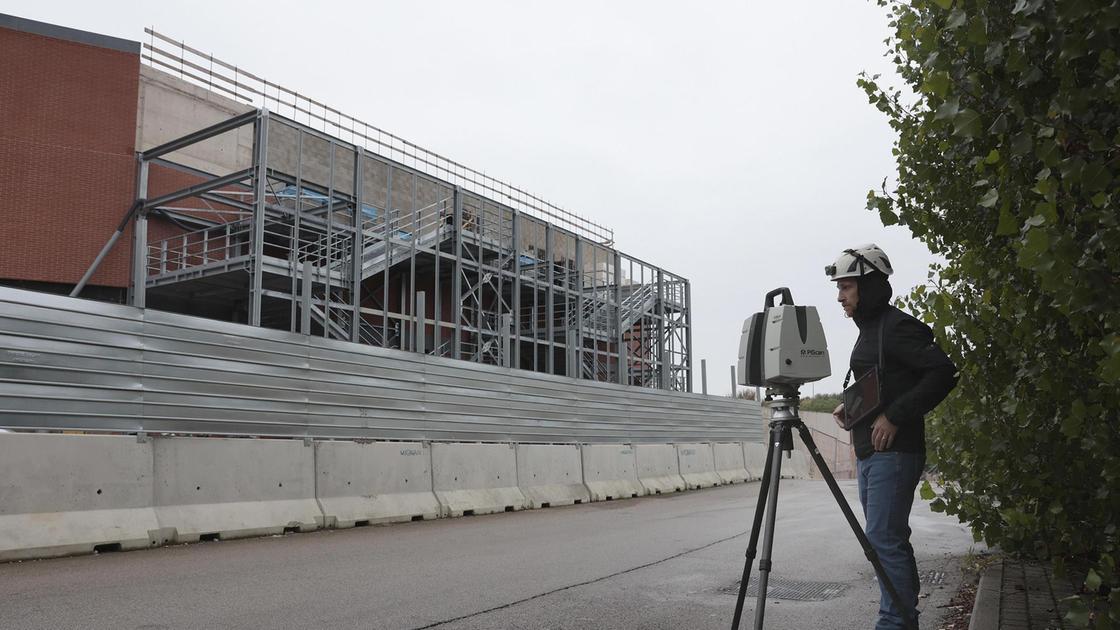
[1018,228,1050,269]
[997,207,1018,236]
[985,149,1001,164]
[935,96,961,120]
[979,188,999,207]
[1011,23,1035,39]
[920,480,937,500]
[946,9,967,29]
[954,109,983,137]
[1034,202,1057,223]
[984,43,1005,65]
[1012,0,1044,15]
[1010,132,1033,155]
[1061,408,1084,438]
[1035,139,1061,167]
[1086,569,1102,592]
[1081,163,1113,192]
[923,71,951,98]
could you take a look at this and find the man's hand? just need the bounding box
[832,403,845,429]
[870,413,898,451]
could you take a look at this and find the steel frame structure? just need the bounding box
[128,109,692,391]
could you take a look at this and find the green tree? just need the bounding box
[860,0,1120,624]
[801,393,843,413]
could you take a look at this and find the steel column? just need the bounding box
[545,224,554,374]
[416,291,426,355]
[249,110,270,327]
[574,237,583,380]
[130,160,150,308]
[452,187,463,360]
[615,250,624,385]
[351,148,363,343]
[511,209,521,369]
[657,269,667,389]
[680,279,689,392]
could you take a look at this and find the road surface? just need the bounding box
[0,479,979,629]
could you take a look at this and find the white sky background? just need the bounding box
[6,0,935,395]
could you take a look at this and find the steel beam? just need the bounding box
[140,108,258,161]
[142,168,255,212]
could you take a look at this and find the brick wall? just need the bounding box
[0,24,140,288]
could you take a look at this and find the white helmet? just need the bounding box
[826,243,894,281]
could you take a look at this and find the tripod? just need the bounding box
[729,388,919,630]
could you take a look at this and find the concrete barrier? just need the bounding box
[713,442,749,484]
[432,443,527,517]
[635,444,684,495]
[516,444,589,508]
[744,442,769,480]
[676,443,723,489]
[784,450,813,479]
[580,444,643,501]
[0,433,161,561]
[315,441,440,527]
[152,437,322,542]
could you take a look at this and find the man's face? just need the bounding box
[837,279,859,318]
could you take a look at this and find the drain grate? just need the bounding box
[724,577,848,601]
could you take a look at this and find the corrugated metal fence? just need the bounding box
[0,288,762,443]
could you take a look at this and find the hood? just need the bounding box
[853,271,893,327]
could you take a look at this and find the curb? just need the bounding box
[968,559,1002,630]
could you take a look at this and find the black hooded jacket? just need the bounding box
[848,273,958,459]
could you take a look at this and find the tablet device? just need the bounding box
[842,367,882,430]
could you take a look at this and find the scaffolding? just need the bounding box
[120,34,692,391]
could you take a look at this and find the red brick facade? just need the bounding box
[0,25,140,288]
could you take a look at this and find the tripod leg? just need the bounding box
[752,426,786,630]
[794,422,919,630]
[730,425,779,630]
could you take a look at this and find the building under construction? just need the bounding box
[0,15,692,392]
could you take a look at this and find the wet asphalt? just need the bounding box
[0,479,979,629]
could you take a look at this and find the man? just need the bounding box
[826,244,957,630]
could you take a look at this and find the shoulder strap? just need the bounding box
[844,315,887,390]
[878,315,885,370]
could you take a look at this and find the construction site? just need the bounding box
[1,16,692,392]
[0,12,888,581]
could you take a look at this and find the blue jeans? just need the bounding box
[857,451,925,630]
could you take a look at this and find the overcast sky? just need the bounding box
[6,0,934,395]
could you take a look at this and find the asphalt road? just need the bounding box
[0,479,979,629]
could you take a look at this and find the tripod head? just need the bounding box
[762,385,801,454]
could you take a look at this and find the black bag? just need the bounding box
[841,318,885,430]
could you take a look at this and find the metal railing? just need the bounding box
[360,196,451,278]
[147,219,251,276]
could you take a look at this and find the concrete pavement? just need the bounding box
[0,479,978,629]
